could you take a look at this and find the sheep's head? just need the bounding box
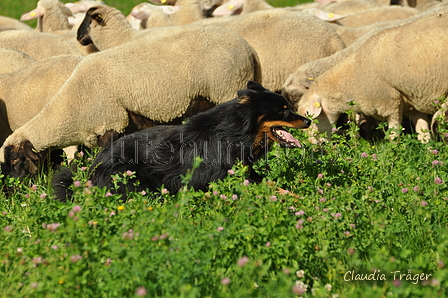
[77,6,105,46]
[298,94,339,144]
[1,140,43,178]
[281,71,315,111]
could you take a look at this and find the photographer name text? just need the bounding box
[344,270,432,284]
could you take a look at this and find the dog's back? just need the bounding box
[53,81,311,201]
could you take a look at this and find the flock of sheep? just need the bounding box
[0,0,448,175]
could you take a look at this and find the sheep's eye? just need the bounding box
[94,14,103,22]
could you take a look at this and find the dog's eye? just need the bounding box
[278,105,288,115]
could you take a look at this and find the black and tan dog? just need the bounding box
[54,81,311,200]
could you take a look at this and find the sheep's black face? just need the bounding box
[1,140,41,178]
[77,7,105,46]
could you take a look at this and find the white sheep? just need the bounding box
[192,9,346,92]
[282,9,432,106]
[0,54,83,162]
[77,5,142,51]
[200,0,229,16]
[127,0,205,29]
[126,2,179,30]
[125,5,345,92]
[0,47,35,74]
[0,55,83,134]
[0,30,81,59]
[337,6,420,27]
[282,20,401,106]
[152,0,205,25]
[212,0,273,16]
[321,0,382,15]
[20,0,97,54]
[0,48,35,147]
[330,19,399,46]
[126,3,183,29]
[65,0,105,30]
[0,16,33,31]
[0,24,262,174]
[296,8,448,144]
[20,0,73,32]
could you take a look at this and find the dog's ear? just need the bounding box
[238,81,266,104]
[237,89,255,104]
[246,81,266,91]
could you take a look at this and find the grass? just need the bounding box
[0,0,308,20]
[0,0,447,297]
[1,117,448,297]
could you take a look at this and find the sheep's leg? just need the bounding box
[407,110,430,143]
[312,111,340,144]
[387,116,402,141]
[63,146,79,163]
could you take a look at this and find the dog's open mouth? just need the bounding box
[271,126,302,148]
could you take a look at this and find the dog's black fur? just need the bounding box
[53,81,311,201]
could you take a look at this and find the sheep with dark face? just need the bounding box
[78,5,344,93]
[0,24,261,178]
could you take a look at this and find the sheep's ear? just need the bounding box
[304,8,346,22]
[212,0,244,17]
[20,7,45,21]
[300,76,314,89]
[62,6,74,17]
[21,140,40,162]
[306,95,323,119]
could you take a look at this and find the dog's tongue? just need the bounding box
[278,129,302,148]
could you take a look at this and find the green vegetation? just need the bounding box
[1,116,447,297]
[0,1,446,297]
[0,0,307,20]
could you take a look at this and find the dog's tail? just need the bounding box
[52,168,75,202]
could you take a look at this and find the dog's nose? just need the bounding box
[304,118,312,127]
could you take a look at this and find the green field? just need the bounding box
[1,0,447,297]
[1,121,447,297]
[0,0,307,20]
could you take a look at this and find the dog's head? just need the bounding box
[0,140,43,178]
[238,81,311,149]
